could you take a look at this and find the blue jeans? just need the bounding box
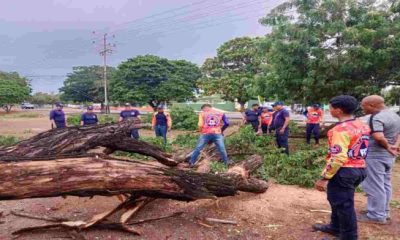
[328,168,366,240]
[155,125,167,144]
[276,128,289,155]
[190,134,229,165]
[306,123,320,144]
[130,129,139,139]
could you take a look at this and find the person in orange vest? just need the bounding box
[151,106,172,145]
[189,104,230,167]
[305,104,324,145]
[313,95,370,240]
[260,106,273,134]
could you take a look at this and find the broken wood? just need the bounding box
[0,155,267,201]
[0,119,177,166]
[129,211,184,225]
[205,218,237,225]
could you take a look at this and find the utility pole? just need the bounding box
[92,32,116,114]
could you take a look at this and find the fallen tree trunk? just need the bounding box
[0,155,267,201]
[0,120,177,166]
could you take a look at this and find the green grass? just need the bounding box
[1,112,42,119]
[0,136,20,147]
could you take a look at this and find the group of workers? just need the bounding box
[49,95,400,240]
[312,95,400,240]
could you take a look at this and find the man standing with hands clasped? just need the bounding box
[359,95,400,224]
[313,95,370,240]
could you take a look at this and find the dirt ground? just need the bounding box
[0,110,399,240]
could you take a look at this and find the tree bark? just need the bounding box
[0,155,267,201]
[0,120,177,166]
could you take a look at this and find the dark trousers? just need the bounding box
[130,128,140,140]
[306,123,320,144]
[327,168,366,240]
[275,128,289,155]
[261,124,271,134]
[155,125,167,144]
[248,121,259,132]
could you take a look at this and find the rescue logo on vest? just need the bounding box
[205,114,221,127]
[330,144,342,154]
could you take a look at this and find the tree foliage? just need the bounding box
[110,55,201,110]
[0,71,31,112]
[30,92,60,107]
[199,37,262,110]
[259,0,400,104]
[59,66,115,103]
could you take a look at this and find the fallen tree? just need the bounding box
[0,155,267,201]
[0,122,268,237]
[0,119,177,166]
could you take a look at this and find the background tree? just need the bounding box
[30,92,60,107]
[259,0,400,104]
[59,66,114,103]
[0,71,31,112]
[110,55,201,110]
[199,37,262,111]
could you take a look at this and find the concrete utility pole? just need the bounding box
[93,32,116,114]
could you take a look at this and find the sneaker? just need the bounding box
[358,213,388,225]
[359,210,391,221]
[312,224,340,237]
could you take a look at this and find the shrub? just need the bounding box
[66,114,80,126]
[173,133,199,149]
[258,147,326,188]
[210,161,228,174]
[170,106,198,130]
[67,114,119,126]
[0,136,19,147]
[226,125,275,155]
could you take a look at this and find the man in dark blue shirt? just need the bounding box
[80,106,98,126]
[243,103,261,132]
[50,102,66,129]
[271,101,290,154]
[119,103,141,139]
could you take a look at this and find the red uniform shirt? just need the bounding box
[307,108,323,124]
[261,112,273,125]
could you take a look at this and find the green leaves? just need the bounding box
[259,0,400,104]
[0,79,30,112]
[200,37,262,109]
[110,55,201,109]
[59,66,114,103]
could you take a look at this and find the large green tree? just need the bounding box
[59,66,114,103]
[110,55,201,110]
[199,37,262,111]
[259,0,400,104]
[0,71,31,112]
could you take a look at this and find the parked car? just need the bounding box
[21,102,35,109]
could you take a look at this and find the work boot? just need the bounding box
[358,213,388,225]
[312,224,340,237]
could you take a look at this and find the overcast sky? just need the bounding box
[0,0,282,93]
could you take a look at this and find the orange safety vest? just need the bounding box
[307,107,323,124]
[322,119,370,179]
[199,110,224,134]
[261,112,273,125]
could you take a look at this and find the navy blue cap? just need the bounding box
[312,103,321,108]
[87,106,94,110]
[273,101,284,106]
[55,102,63,107]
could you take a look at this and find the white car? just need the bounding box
[21,102,35,109]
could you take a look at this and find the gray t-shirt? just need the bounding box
[368,109,400,157]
